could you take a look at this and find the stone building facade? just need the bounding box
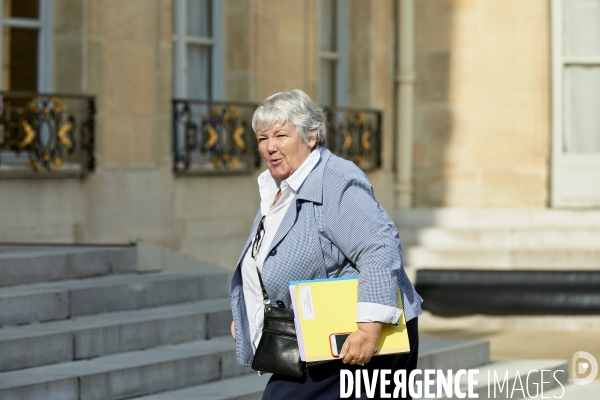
[0,0,597,271]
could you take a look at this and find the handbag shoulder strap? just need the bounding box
[256,257,359,305]
[255,267,271,306]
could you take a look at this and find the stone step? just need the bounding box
[0,270,228,327]
[404,246,600,269]
[398,227,600,249]
[0,298,232,372]
[0,336,248,400]
[543,379,600,400]
[139,360,571,400]
[0,245,137,287]
[418,309,600,332]
[130,373,271,400]
[415,359,568,400]
[395,208,600,229]
[454,359,568,400]
[129,339,489,400]
[418,339,490,371]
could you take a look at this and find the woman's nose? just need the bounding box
[267,138,277,153]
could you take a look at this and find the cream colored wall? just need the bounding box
[0,0,173,246]
[250,0,318,101]
[0,0,404,269]
[413,0,551,207]
[224,0,252,101]
[347,0,397,213]
[78,0,175,246]
[177,0,400,269]
[0,1,88,245]
[0,179,85,243]
[54,0,85,93]
[7,0,552,269]
[177,0,311,269]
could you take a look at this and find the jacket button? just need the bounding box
[270,248,277,256]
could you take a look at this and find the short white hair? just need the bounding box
[252,89,327,145]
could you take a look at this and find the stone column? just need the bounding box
[395,0,416,209]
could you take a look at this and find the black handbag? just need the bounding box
[250,262,353,378]
[251,266,305,378]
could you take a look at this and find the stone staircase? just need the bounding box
[0,244,250,400]
[394,209,600,399]
[0,244,585,400]
[395,208,600,270]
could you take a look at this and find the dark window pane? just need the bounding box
[3,27,38,91]
[172,1,177,35]
[187,44,211,99]
[187,0,212,37]
[5,0,39,19]
[319,59,336,106]
[320,0,337,51]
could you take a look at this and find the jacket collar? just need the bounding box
[294,146,332,204]
[264,147,331,256]
[235,147,333,268]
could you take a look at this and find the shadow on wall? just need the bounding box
[413,0,453,207]
[413,1,551,208]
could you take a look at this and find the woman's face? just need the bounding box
[256,121,316,181]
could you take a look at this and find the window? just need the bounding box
[551,0,600,206]
[0,0,52,92]
[554,0,600,153]
[172,0,223,100]
[0,0,60,175]
[318,0,347,107]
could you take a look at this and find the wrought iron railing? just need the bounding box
[172,99,260,175]
[172,99,382,174]
[0,91,95,178]
[325,107,382,171]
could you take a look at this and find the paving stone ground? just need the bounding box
[421,325,600,380]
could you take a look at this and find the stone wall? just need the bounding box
[0,0,89,244]
[0,0,555,271]
[79,0,175,246]
[178,0,398,268]
[0,0,399,271]
[346,0,396,212]
[413,0,551,207]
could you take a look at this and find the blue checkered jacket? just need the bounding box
[230,146,423,367]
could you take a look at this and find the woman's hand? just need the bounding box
[339,322,382,365]
[230,320,236,341]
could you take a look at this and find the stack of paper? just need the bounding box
[289,276,410,362]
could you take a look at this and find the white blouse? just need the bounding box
[241,148,321,352]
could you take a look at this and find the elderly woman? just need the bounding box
[230,89,422,399]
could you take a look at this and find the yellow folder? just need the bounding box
[290,276,410,362]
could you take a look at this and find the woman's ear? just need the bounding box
[307,134,317,149]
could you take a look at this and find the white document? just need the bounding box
[299,285,316,320]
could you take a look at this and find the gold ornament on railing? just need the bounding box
[19,121,35,148]
[57,122,73,148]
[361,130,372,150]
[233,126,246,150]
[0,92,95,176]
[21,96,73,172]
[326,109,380,171]
[204,125,219,148]
[202,104,247,170]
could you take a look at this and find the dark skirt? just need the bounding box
[261,317,419,400]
